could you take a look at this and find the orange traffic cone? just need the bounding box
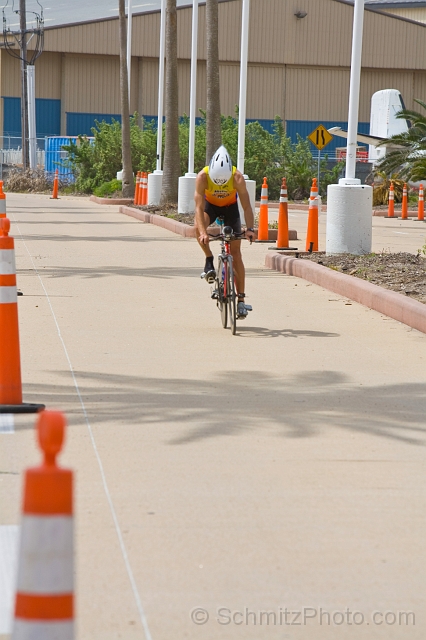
[51,169,59,200]
[401,183,408,219]
[417,184,424,221]
[12,411,74,640]
[137,172,144,205]
[387,181,395,218]
[256,177,270,242]
[277,177,289,249]
[0,181,6,218]
[305,178,319,252]
[0,218,44,413]
[142,172,148,205]
[134,172,140,205]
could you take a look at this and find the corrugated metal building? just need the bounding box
[2,0,426,155]
[365,1,426,24]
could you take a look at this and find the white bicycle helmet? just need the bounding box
[209,146,233,186]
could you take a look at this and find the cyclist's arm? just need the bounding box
[234,170,255,235]
[194,171,209,244]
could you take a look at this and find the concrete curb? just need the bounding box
[372,209,420,218]
[90,195,133,206]
[119,205,298,241]
[265,252,426,335]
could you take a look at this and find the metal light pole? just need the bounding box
[188,0,199,176]
[127,0,132,101]
[178,0,199,213]
[345,0,365,180]
[236,0,255,222]
[326,0,372,255]
[148,0,166,204]
[19,0,29,168]
[2,0,44,170]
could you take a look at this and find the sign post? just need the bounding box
[308,124,333,193]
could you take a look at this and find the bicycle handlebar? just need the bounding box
[208,230,251,242]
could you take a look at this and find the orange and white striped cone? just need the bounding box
[51,169,59,200]
[305,178,319,252]
[417,184,424,221]
[134,172,140,205]
[401,183,408,219]
[256,177,271,242]
[387,181,395,218]
[0,218,44,413]
[0,181,6,218]
[12,411,74,640]
[142,172,148,205]
[137,172,144,205]
[276,177,289,249]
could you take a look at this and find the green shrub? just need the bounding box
[93,179,123,198]
[62,110,342,199]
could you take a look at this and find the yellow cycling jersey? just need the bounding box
[204,166,237,207]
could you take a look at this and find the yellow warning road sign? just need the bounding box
[308,125,333,150]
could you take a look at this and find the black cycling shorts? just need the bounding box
[204,200,242,235]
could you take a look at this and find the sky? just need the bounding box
[1,0,193,29]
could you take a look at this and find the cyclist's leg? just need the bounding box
[195,211,215,259]
[226,207,251,317]
[230,239,244,295]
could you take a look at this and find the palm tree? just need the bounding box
[375,99,426,181]
[205,0,222,162]
[118,0,134,198]
[160,0,180,204]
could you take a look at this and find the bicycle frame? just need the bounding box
[208,218,243,334]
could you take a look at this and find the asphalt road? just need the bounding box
[0,194,425,640]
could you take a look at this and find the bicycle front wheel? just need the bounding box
[227,257,237,335]
[218,256,227,328]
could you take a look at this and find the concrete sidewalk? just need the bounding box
[0,194,425,640]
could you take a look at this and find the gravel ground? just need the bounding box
[303,252,426,304]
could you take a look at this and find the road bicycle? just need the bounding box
[208,218,252,335]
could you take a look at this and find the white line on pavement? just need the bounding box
[11,216,153,640]
[0,414,14,433]
[0,525,19,634]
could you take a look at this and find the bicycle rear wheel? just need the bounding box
[218,256,227,328]
[227,258,237,335]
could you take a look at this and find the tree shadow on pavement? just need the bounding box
[21,369,426,448]
[23,265,201,279]
[16,234,180,243]
[236,327,340,339]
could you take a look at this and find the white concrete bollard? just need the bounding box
[326,179,372,255]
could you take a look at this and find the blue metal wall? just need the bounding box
[45,136,77,180]
[66,112,121,136]
[2,97,60,143]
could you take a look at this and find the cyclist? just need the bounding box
[194,145,255,318]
